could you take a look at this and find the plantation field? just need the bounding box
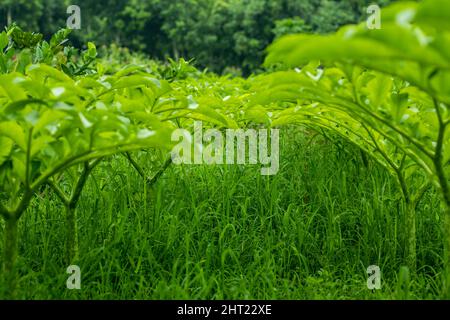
[7,130,445,299]
[1,0,450,300]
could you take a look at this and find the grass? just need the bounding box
[0,127,446,299]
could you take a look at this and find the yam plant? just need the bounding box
[0,26,245,297]
[257,0,449,288]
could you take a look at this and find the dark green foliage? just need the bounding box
[0,0,396,74]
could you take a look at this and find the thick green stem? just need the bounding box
[125,153,172,187]
[63,159,102,264]
[405,202,417,274]
[124,152,146,179]
[367,127,417,273]
[430,98,450,295]
[148,157,172,186]
[64,163,89,264]
[398,177,417,274]
[2,217,18,298]
[394,168,417,274]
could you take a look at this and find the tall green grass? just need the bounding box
[0,127,445,299]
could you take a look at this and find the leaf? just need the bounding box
[87,42,97,59]
[0,136,13,166]
[3,98,48,115]
[31,135,55,157]
[27,64,73,83]
[366,74,393,110]
[0,74,28,101]
[34,109,68,133]
[0,121,27,150]
[415,0,450,30]
[50,28,71,49]
[0,32,9,51]
[12,153,26,183]
[112,75,160,90]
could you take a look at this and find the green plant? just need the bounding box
[0,25,250,297]
[258,0,449,285]
[0,60,179,295]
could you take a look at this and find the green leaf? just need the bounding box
[416,0,450,30]
[34,109,69,133]
[0,136,13,166]
[0,32,9,51]
[0,121,27,150]
[0,74,28,101]
[12,153,26,183]
[31,135,55,157]
[3,99,48,115]
[366,74,393,110]
[87,42,97,59]
[27,64,73,83]
[112,75,160,90]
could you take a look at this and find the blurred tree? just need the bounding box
[0,0,396,74]
[311,0,356,33]
[0,0,44,29]
[273,17,312,40]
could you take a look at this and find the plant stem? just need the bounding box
[365,126,417,272]
[433,99,450,209]
[64,159,102,264]
[124,152,146,179]
[65,163,89,264]
[125,152,172,187]
[432,98,450,295]
[405,202,417,274]
[148,156,172,186]
[48,179,70,206]
[396,169,417,273]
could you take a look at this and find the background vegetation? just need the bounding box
[0,0,394,74]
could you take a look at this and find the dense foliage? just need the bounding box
[0,0,395,74]
[0,0,449,300]
[256,0,450,289]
